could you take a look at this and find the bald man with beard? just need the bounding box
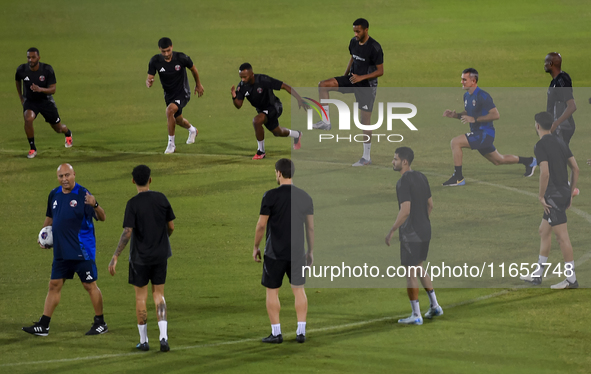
[23,163,108,337]
[544,52,577,144]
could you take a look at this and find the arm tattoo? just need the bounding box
[138,309,147,325]
[113,228,132,257]
[157,299,167,322]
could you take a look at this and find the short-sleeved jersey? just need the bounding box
[349,36,384,87]
[46,183,98,261]
[396,170,432,242]
[534,134,573,194]
[15,63,57,102]
[464,87,496,137]
[260,184,314,261]
[123,191,175,266]
[235,74,283,111]
[547,71,575,129]
[148,52,193,100]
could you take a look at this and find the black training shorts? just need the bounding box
[165,95,189,118]
[261,255,305,288]
[129,261,167,287]
[543,189,571,227]
[400,241,430,267]
[334,75,376,112]
[23,99,61,125]
[257,101,283,131]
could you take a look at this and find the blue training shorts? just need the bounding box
[465,130,496,156]
[51,259,98,283]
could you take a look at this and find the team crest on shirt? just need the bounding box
[39,76,45,82]
[472,99,476,106]
[175,65,181,71]
[257,87,263,94]
[70,200,78,207]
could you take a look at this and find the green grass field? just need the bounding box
[1,1,591,373]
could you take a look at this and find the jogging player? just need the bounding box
[544,52,577,144]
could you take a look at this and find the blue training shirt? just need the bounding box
[46,183,97,261]
[463,87,496,137]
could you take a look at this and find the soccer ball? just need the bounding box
[38,226,53,248]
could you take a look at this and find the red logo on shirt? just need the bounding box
[70,200,78,207]
[257,87,263,94]
[39,76,45,82]
[175,65,181,71]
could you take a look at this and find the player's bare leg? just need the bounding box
[134,285,150,349]
[292,285,307,342]
[176,114,198,145]
[43,279,65,317]
[352,110,373,166]
[538,219,552,258]
[24,110,37,158]
[164,103,179,154]
[551,223,577,289]
[152,284,169,351]
[251,113,267,159]
[82,281,104,316]
[483,150,519,165]
[398,269,423,325]
[313,78,339,129]
[262,287,283,343]
[443,135,470,186]
[416,263,443,319]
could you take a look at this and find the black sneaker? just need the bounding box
[22,323,49,336]
[136,342,150,351]
[442,174,465,186]
[160,338,170,352]
[524,158,537,177]
[85,322,108,335]
[261,334,283,344]
[296,334,306,343]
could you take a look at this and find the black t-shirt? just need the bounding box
[259,184,314,261]
[123,191,176,265]
[547,71,575,129]
[235,74,283,111]
[349,36,384,87]
[534,134,573,194]
[396,170,432,242]
[148,52,193,100]
[15,63,57,102]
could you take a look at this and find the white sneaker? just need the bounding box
[550,279,579,289]
[186,127,198,144]
[164,143,176,154]
[312,120,331,130]
[424,305,443,319]
[352,158,371,167]
[520,273,542,285]
[398,314,423,325]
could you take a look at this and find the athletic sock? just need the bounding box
[427,289,439,308]
[533,255,548,277]
[168,135,175,145]
[288,130,299,138]
[138,324,148,344]
[188,125,196,132]
[410,300,421,316]
[64,130,72,137]
[566,261,576,283]
[158,321,168,341]
[39,315,51,328]
[454,166,463,179]
[271,323,281,336]
[257,140,265,153]
[94,314,105,325]
[296,322,306,336]
[518,156,533,166]
[322,105,330,123]
[28,137,36,151]
[362,143,371,160]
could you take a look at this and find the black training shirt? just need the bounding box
[123,191,176,265]
[235,74,283,111]
[259,184,314,261]
[348,36,384,87]
[15,63,57,102]
[148,52,193,100]
[396,170,432,242]
[547,71,575,129]
[534,134,573,193]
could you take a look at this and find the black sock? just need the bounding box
[454,166,463,179]
[39,315,51,328]
[518,156,533,166]
[28,137,36,151]
[64,130,72,137]
[94,314,105,324]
